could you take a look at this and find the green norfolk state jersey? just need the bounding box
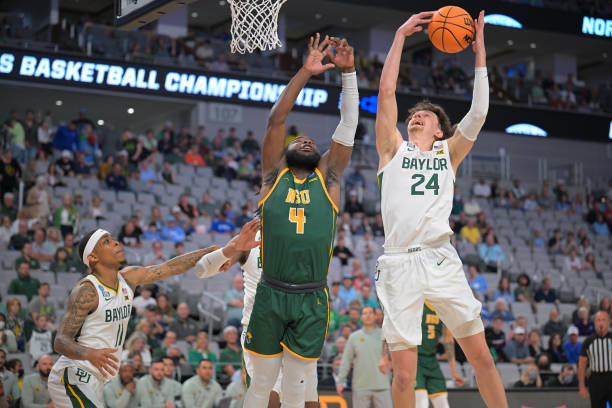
[419,303,442,357]
[258,167,338,284]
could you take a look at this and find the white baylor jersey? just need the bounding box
[378,140,454,250]
[241,232,261,327]
[54,273,133,382]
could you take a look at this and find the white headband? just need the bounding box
[82,229,109,267]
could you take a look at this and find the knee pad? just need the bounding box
[430,393,449,408]
[280,350,315,408]
[415,390,429,408]
[451,318,484,339]
[244,353,282,408]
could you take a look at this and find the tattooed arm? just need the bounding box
[121,246,219,289]
[54,281,119,377]
[443,325,464,386]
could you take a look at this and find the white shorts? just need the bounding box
[241,330,318,402]
[48,362,105,408]
[376,241,482,350]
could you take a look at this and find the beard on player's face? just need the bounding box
[285,148,321,172]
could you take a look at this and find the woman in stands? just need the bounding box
[547,333,567,363]
[494,277,514,303]
[123,332,152,368]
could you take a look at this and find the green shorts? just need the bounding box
[244,282,330,360]
[415,354,447,396]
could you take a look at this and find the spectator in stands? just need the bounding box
[133,359,181,407]
[339,274,358,307]
[592,213,610,236]
[28,283,56,328]
[225,276,244,330]
[547,332,568,363]
[0,313,18,353]
[504,326,535,364]
[356,284,379,310]
[135,318,160,351]
[479,231,505,272]
[490,298,515,322]
[548,229,563,254]
[21,354,53,407]
[160,161,177,185]
[598,297,612,316]
[472,177,491,198]
[355,230,377,267]
[5,298,25,351]
[346,167,366,196]
[184,144,205,166]
[181,359,223,408]
[143,222,162,241]
[133,285,157,315]
[514,273,533,303]
[123,332,152,369]
[31,229,54,263]
[562,232,579,255]
[523,193,541,212]
[0,349,19,405]
[106,162,129,191]
[103,360,137,408]
[168,242,185,260]
[177,194,198,220]
[215,154,238,181]
[493,277,514,303]
[118,220,141,248]
[233,204,251,229]
[0,151,21,197]
[209,213,235,235]
[513,364,542,388]
[451,186,464,215]
[546,363,578,387]
[169,303,200,343]
[488,316,507,359]
[330,281,347,314]
[50,247,75,273]
[574,307,594,336]
[332,237,354,267]
[565,249,582,272]
[15,242,41,271]
[25,176,52,221]
[534,278,559,304]
[563,326,582,364]
[139,159,158,185]
[161,216,186,242]
[531,228,545,249]
[510,179,527,206]
[8,262,40,301]
[44,227,63,254]
[219,326,242,379]
[467,265,488,300]
[188,332,218,371]
[344,190,364,215]
[542,308,567,336]
[528,329,543,358]
[197,192,216,218]
[153,331,178,359]
[55,150,75,177]
[54,192,79,238]
[0,215,10,247]
[156,294,175,323]
[555,193,572,213]
[26,314,53,361]
[460,217,480,244]
[9,220,30,251]
[579,237,593,256]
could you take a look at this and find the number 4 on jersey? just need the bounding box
[289,207,306,234]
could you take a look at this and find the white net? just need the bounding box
[227,0,288,54]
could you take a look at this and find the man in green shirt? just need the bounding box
[181,359,223,408]
[14,242,41,271]
[197,192,217,219]
[21,354,53,408]
[103,360,137,408]
[1,193,18,221]
[0,349,20,405]
[219,326,242,378]
[337,306,392,407]
[133,359,181,408]
[8,262,40,301]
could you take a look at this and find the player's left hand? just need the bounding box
[229,218,261,252]
[471,10,485,54]
[453,372,465,387]
[326,37,355,72]
[303,33,335,75]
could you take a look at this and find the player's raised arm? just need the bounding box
[318,37,358,190]
[54,282,119,377]
[447,10,488,173]
[376,12,434,168]
[261,33,335,177]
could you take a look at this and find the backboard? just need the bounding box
[114,0,198,30]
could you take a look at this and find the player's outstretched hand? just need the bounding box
[472,10,486,54]
[397,11,435,37]
[453,372,465,387]
[87,347,119,378]
[326,37,355,72]
[304,33,335,75]
[231,218,261,252]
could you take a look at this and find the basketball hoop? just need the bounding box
[227,0,288,54]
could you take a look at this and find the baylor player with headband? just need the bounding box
[48,221,259,407]
[375,10,508,408]
[195,230,319,407]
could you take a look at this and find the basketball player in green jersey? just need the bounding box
[381,303,464,408]
[241,35,358,408]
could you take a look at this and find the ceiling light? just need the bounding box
[507,40,514,46]
[603,52,608,58]
[191,12,198,18]
[530,43,536,49]
[97,119,104,126]
[341,17,348,23]
[55,100,63,106]
[127,108,135,114]
[218,0,226,5]
[314,13,322,19]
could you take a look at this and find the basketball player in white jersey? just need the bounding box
[375,11,507,408]
[48,219,259,407]
[194,230,319,408]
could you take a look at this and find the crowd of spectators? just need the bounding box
[0,102,611,407]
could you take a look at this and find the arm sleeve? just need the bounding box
[337,337,354,385]
[457,67,489,141]
[331,72,359,147]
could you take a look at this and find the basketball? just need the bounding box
[428,6,475,53]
